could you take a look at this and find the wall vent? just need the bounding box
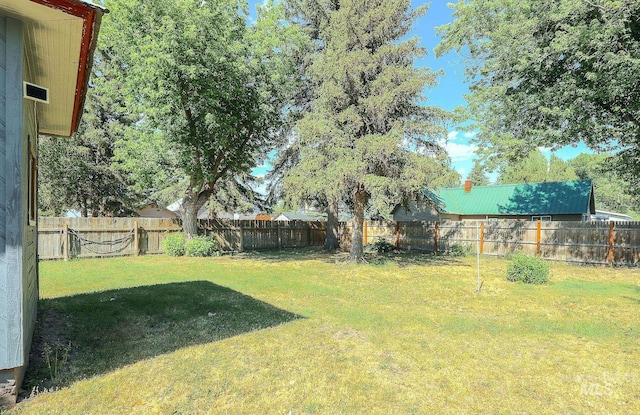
[23,82,49,104]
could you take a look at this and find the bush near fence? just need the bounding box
[38,218,640,265]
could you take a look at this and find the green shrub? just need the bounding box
[163,232,185,256]
[365,238,397,253]
[448,243,473,257]
[506,253,550,284]
[185,235,218,257]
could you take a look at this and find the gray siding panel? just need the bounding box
[0,15,6,369]
[22,100,38,370]
[0,16,5,133]
[392,201,440,222]
[1,16,24,370]
[0,16,5,253]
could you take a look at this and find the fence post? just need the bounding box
[607,221,616,265]
[133,221,139,256]
[395,221,400,249]
[363,221,368,245]
[238,222,244,252]
[277,221,283,249]
[434,221,439,254]
[63,224,70,261]
[536,220,542,257]
[480,222,485,255]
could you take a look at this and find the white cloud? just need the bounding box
[538,146,552,154]
[457,167,467,178]
[446,141,478,162]
[447,130,478,141]
[440,130,478,162]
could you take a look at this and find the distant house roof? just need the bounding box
[593,209,633,222]
[428,180,596,216]
[273,211,326,221]
[213,212,261,220]
[136,203,179,219]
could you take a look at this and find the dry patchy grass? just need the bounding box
[6,251,639,414]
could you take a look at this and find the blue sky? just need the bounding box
[247,0,590,183]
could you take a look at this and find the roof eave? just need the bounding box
[69,4,104,136]
[26,0,108,138]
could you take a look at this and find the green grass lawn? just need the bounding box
[5,250,640,414]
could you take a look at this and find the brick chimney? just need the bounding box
[464,179,473,192]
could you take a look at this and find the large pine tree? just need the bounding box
[282,0,454,261]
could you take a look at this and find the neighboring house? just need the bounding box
[167,200,267,221]
[0,0,105,404]
[166,199,208,219]
[391,200,439,222]
[211,212,266,221]
[136,203,179,219]
[65,209,82,218]
[592,209,633,222]
[429,180,596,222]
[273,211,326,222]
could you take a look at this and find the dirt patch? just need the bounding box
[18,306,73,401]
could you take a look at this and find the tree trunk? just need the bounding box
[349,184,367,262]
[81,198,88,217]
[181,191,208,239]
[325,197,340,252]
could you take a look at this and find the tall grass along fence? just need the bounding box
[38,218,326,260]
[38,218,640,265]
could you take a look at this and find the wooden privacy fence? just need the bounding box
[38,217,182,260]
[351,220,640,266]
[38,217,326,260]
[199,219,326,251]
[39,217,640,265]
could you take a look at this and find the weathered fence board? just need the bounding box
[38,217,181,260]
[37,217,640,265]
[350,219,640,265]
[39,218,326,260]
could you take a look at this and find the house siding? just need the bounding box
[0,16,25,372]
[21,95,38,386]
[392,201,439,222]
[0,16,7,371]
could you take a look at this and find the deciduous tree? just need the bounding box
[104,0,301,237]
[570,153,638,215]
[38,50,139,217]
[498,150,577,184]
[437,1,640,185]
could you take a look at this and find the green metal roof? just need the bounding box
[427,180,596,216]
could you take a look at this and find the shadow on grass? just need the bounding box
[22,281,302,397]
[234,246,467,267]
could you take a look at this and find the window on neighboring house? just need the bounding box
[28,136,37,225]
[531,215,551,222]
